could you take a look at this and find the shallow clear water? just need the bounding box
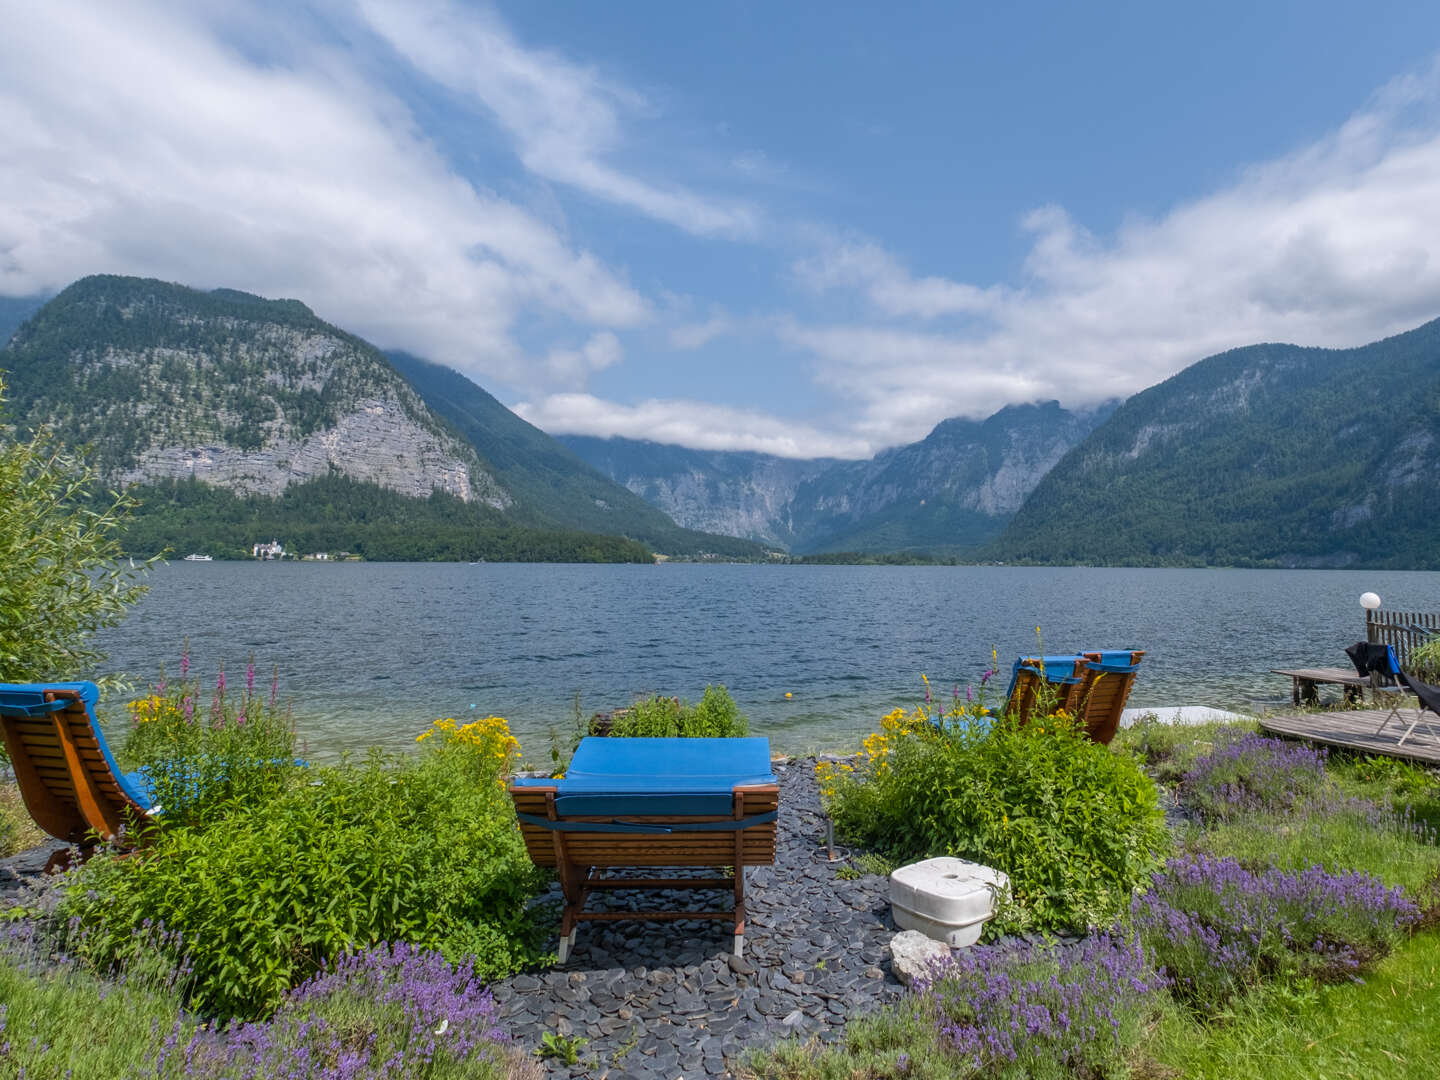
[91,562,1440,759]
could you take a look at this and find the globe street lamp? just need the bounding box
[1360,592,1381,639]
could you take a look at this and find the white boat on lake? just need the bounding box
[183,553,213,562]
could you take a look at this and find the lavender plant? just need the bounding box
[152,942,533,1080]
[919,932,1166,1078]
[1180,734,1328,821]
[1131,853,1419,1011]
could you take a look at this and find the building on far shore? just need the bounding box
[252,539,285,560]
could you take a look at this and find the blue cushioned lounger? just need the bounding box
[510,737,780,961]
[0,681,157,845]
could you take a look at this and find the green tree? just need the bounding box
[0,375,152,684]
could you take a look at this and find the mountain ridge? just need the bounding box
[561,400,1110,554]
[988,316,1440,568]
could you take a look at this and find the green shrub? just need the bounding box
[1410,636,1440,682]
[118,658,298,827]
[53,718,546,1019]
[819,708,1170,934]
[602,685,748,739]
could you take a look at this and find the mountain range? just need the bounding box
[2,273,1437,568]
[560,400,1110,554]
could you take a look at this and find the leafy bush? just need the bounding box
[819,708,1170,934]
[1409,635,1440,682]
[1180,735,1328,821]
[600,685,748,739]
[54,716,546,1019]
[1131,854,1418,1011]
[0,374,152,683]
[119,654,298,826]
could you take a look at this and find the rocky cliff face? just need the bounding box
[561,401,1107,553]
[556,436,834,547]
[1,276,508,508]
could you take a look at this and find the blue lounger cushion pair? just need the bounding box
[513,736,777,818]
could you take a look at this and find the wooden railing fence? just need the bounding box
[1366,609,1440,668]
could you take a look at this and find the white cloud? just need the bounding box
[793,241,1006,319]
[357,0,758,237]
[541,331,623,385]
[0,0,647,392]
[783,60,1440,446]
[514,393,870,459]
[668,315,735,350]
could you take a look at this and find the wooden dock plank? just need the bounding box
[1259,708,1440,766]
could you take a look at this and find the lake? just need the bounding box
[91,562,1440,759]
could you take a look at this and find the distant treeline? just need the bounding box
[119,474,655,564]
[790,551,965,566]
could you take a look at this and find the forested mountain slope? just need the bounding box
[990,318,1440,568]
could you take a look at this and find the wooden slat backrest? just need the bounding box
[509,783,779,869]
[1075,651,1144,746]
[0,689,146,842]
[1006,657,1087,723]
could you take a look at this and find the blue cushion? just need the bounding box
[519,737,776,816]
[1004,654,1086,703]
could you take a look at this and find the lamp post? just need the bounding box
[1360,592,1381,641]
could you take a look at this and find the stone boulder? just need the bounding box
[888,929,951,987]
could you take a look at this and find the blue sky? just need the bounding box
[4,2,1440,457]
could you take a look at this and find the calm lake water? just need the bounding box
[91,562,1440,759]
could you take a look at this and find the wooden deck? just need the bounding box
[1259,707,1440,766]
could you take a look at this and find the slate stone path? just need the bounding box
[495,756,907,1079]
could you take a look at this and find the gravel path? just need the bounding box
[495,756,907,1079]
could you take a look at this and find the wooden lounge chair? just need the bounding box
[509,736,779,962]
[1003,654,1089,723]
[0,681,157,848]
[1072,650,1146,745]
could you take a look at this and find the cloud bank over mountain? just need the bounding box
[4,2,1440,457]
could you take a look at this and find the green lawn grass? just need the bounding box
[1142,929,1440,1080]
[0,954,189,1080]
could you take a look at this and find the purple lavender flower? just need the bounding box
[920,932,1164,1073]
[1182,734,1328,820]
[144,942,511,1078]
[1133,853,1418,1010]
